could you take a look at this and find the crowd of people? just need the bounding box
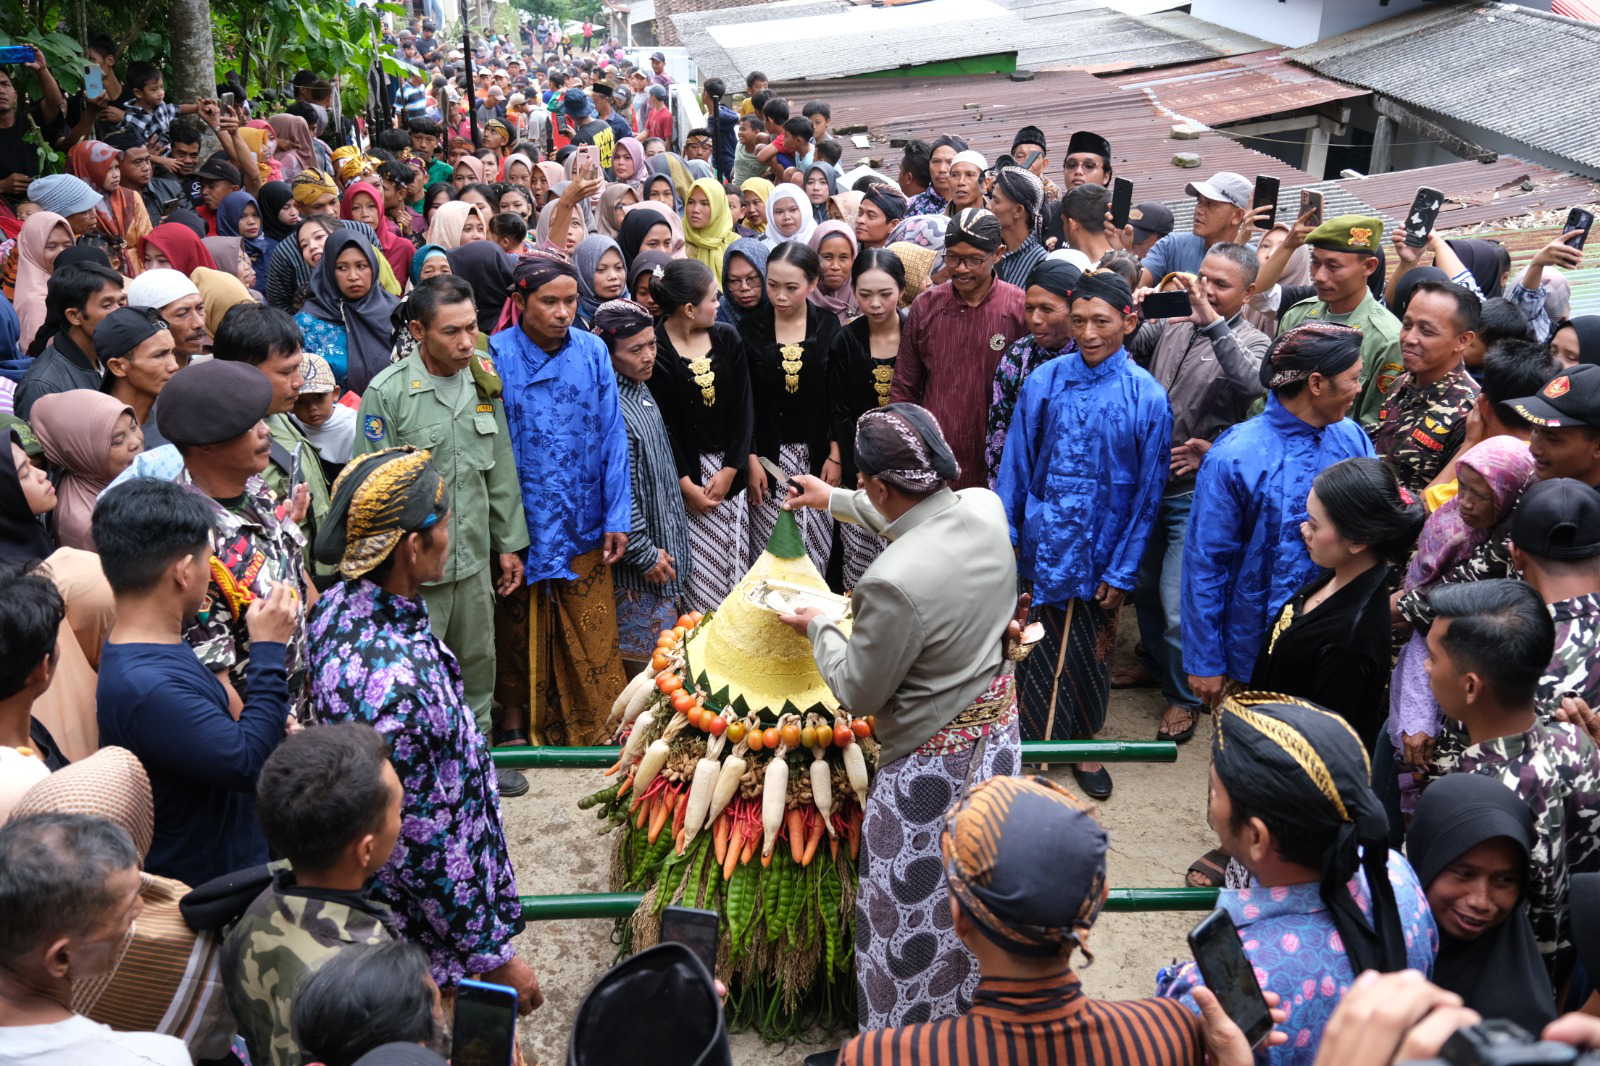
[1,12,1600,1066]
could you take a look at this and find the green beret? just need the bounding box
[1306,214,1384,256]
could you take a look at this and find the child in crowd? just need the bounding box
[290,354,357,477]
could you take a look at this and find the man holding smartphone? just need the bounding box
[0,49,67,204]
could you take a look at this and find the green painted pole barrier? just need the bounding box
[519,887,1217,922]
[494,740,1177,770]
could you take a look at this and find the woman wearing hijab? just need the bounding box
[340,180,414,288]
[66,140,151,277]
[201,236,257,290]
[1388,435,1536,813]
[217,190,275,271]
[739,177,772,237]
[192,267,257,339]
[618,201,684,266]
[2,428,57,567]
[237,123,282,184]
[267,113,317,178]
[452,153,488,189]
[13,212,76,356]
[29,390,142,552]
[410,243,452,288]
[802,161,839,223]
[627,250,674,317]
[533,161,565,207]
[595,184,639,242]
[572,235,628,331]
[537,195,587,256]
[647,152,693,209]
[428,200,488,251]
[806,220,857,324]
[1550,316,1600,369]
[257,181,300,247]
[445,241,514,335]
[139,220,219,277]
[500,152,536,185]
[1446,238,1511,299]
[294,228,402,394]
[762,184,816,250]
[681,178,735,288]
[716,238,768,329]
[612,137,646,191]
[1409,772,1554,1032]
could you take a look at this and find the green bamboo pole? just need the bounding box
[494,740,1178,770]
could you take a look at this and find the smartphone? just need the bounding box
[1019,149,1042,170]
[660,905,720,976]
[1563,207,1594,253]
[1404,186,1445,248]
[1251,175,1279,229]
[1142,290,1193,319]
[1299,188,1323,228]
[82,62,103,99]
[451,978,518,1066]
[1188,909,1273,1049]
[1110,176,1134,230]
[0,46,35,65]
[221,91,235,110]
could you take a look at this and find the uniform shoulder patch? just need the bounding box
[363,414,386,442]
[476,402,495,413]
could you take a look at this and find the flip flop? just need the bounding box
[493,727,532,747]
[1187,848,1229,888]
[1157,708,1198,743]
[1111,661,1157,689]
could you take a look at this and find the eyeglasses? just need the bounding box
[727,274,761,290]
[946,253,993,270]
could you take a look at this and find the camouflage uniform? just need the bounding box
[1537,593,1600,716]
[1397,529,1515,629]
[1370,365,1480,494]
[1433,721,1600,979]
[180,469,310,718]
[220,869,399,1066]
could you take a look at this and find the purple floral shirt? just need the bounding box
[307,578,523,985]
[984,333,1074,488]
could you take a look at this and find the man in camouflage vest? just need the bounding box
[1510,478,1600,718]
[1372,279,1481,494]
[221,724,403,1066]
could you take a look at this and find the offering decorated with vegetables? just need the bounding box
[580,511,876,1038]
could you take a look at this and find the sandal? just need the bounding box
[1157,707,1199,743]
[1187,848,1230,888]
[1111,661,1157,689]
[493,727,532,748]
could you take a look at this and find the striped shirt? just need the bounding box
[995,234,1048,290]
[840,972,1202,1066]
[613,374,692,597]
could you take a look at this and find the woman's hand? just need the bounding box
[747,455,770,504]
[681,476,717,515]
[821,455,842,487]
[645,549,677,586]
[704,466,735,504]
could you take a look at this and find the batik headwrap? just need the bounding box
[1259,320,1363,391]
[945,207,1002,254]
[993,166,1044,231]
[314,447,451,580]
[592,298,653,345]
[854,402,961,492]
[1212,693,1408,976]
[1069,269,1132,314]
[510,250,579,295]
[941,774,1108,960]
[291,168,338,207]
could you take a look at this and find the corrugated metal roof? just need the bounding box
[709,0,1030,81]
[1441,221,1600,317]
[771,68,1315,204]
[1101,49,1366,127]
[1287,3,1600,172]
[992,0,1271,73]
[670,0,847,82]
[1334,157,1600,231]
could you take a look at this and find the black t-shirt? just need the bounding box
[0,104,60,189]
[570,117,616,172]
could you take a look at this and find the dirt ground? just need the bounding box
[502,616,1217,1064]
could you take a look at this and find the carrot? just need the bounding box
[760,850,772,868]
[724,821,743,880]
[617,774,633,798]
[635,796,650,830]
[846,807,862,860]
[675,825,685,856]
[714,813,729,865]
[787,808,805,863]
[673,789,688,838]
[740,821,758,865]
[603,757,624,777]
[648,796,670,843]
[829,835,839,859]
[801,816,825,865]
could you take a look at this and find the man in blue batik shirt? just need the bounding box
[488,253,631,747]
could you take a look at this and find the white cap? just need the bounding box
[127,269,200,310]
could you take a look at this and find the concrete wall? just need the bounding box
[1190,0,1434,48]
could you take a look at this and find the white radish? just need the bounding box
[707,725,749,826]
[681,733,726,845]
[623,708,655,761]
[634,715,685,796]
[841,717,869,809]
[760,715,794,859]
[810,746,836,838]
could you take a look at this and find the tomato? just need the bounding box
[727,721,747,744]
[745,727,763,751]
[690,611,704,625]
[799,726,817,749]
[672,626,687,641]
[851,719,871,739]
[814,723,831,748]
[763,727,781,750]
[656,673,683,694]
[781,723,801,748]
[650,651,669,672]
[672,691,696,715]
[677,614,696,630]
[834,725,854,747]
[708,714,728,736]
[657,629,676,646]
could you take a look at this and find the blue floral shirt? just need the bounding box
[996,347,1171,607]
[294,312,351,387]
[307,579,523,986]
[1157,851,1437,1066]
[1180,395,1375,680]
[487,323,632,583]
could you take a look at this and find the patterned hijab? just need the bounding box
[314,446,450,579]
[1405,436,1536,591]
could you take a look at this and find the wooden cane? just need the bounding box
[1040,598,1075,771]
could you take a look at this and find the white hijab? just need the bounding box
[763,183,818,250]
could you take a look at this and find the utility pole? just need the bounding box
[460,0,480,146]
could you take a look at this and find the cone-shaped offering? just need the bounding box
[681,510,850,720]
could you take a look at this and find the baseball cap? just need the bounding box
[1512,478,1600,559]
[196,158,243,185]
[1128,201,1174,241]
[1507,364,1600,429]
[649,50,666,62]
[1184,172,1250,210]
[299,353,338,395]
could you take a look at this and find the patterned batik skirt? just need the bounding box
[839,520,888,592]
[614,586,685,661]
[748,441,833,572]
[1018,598,1117,741]
[855,675,1021,1031]
[684,450,749,614]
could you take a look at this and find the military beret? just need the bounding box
[1306,214,1384,256]
[157,360,274,446]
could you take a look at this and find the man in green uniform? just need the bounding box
[1277,215,1403,426]
[355,275,531,793]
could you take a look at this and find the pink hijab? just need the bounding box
[807,221,859,323]
[30,391,138,552]
[15,211,74,355]
[1404,436,1536,591]
[621,200,685,257]
[453,154,487,184]
[267,113,317,175]
[428,201,486,250]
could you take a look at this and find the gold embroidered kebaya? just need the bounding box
[689,357,716,406]
[871,363,894,406]
[780,342,804,394]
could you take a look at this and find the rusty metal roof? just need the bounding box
[1439,221,1600,317]
[1334,157,1600,231]
[1101,49,1366,127]
[773,68,1314,205]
